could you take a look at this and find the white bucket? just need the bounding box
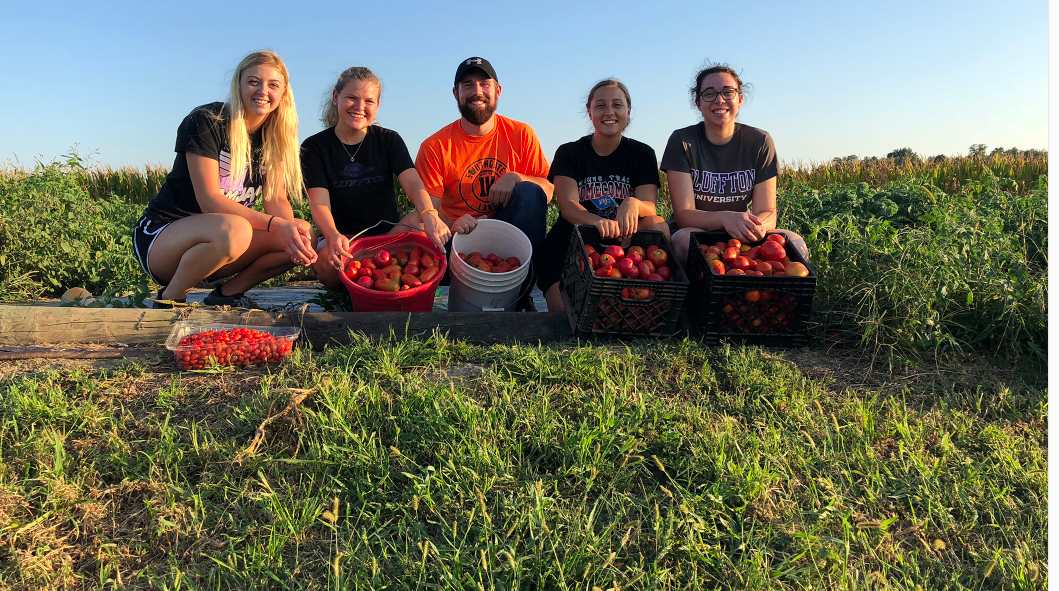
[449,219,532,312]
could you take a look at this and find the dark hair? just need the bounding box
[690,62,751,106]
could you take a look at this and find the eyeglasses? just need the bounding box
[698,88,740,102]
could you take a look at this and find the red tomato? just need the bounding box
[627,246,646,259]
[648,248,668,267]
[766,233,787,247]
[727,239,741,250]
[721,247,739,263]
[726,269,745,275]
[760,241,787,262]
[731,256,751,270]
[420,267,439,282]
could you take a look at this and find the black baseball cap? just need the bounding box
[454,57,498,86]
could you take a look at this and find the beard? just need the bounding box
[458,95,496,126]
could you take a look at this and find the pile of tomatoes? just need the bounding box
[174,328,294,370]
[344,246,442,292]
[457,252,522,273]
[700,234,810,277]
[584,244,675,301]
[720,291,800,333]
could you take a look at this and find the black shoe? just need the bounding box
[202,286,260,309]
[152,289,186,309]
[514,293,537,312]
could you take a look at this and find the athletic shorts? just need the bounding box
[132,215,171,285]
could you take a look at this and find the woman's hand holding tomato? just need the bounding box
[324,233,352,270]
[721,211,766,244]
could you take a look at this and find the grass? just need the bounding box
[0,336,1045,589]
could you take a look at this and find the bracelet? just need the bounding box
[420,208,438,218]
[266,215,276,232]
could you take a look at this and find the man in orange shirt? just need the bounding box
[415,57,553,310]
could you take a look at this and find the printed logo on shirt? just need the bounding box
[335,162,389,189]
[218,150,259,207]
[460,158,508,214]
[578,175,632,221]
[691,168,756,205]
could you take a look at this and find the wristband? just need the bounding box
[266,216,276,232]
[420,208,438,218]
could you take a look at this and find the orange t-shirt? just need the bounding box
[415,114,550,220]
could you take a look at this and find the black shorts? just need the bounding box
[534,222,574,293]
[132,215,172,285]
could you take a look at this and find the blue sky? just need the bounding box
[0,0,1047,170]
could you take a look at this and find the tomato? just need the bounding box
[584,245,597,255]
[420,267,439,282]
[589,252,600,269]
[727,239,741,250]
[726,268,745,275]
[604,245,625,260]
[637,261,655,278]
[708,260,726,275]
[627,252,643,265]
[376,278,400,292]
[721,247,739,263]
[760,241,787,262]
[394,250,409,266]
[608,268,623,279]
[356,276,375,289]
[599,253,617,267]
[766,233,787,247]
[594,265,613,278]
[421,256,436,268]
[373,250,391,267]
[767,260,786,274]
[784,262,810,277]
[655,266,672,280]
[411,246,423,260]
[493,261,512,273]
[404,263,421,277]
[731,256,751,270]
[627,246,646,259]
[506,256,521,267]
[401,273,422,287]
[648,248,668,267]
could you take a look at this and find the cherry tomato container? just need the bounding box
[686,231,817,347]
[339,232,447,312]
[165,322,301,370]
[560,225,690,339]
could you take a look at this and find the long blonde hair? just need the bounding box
[225,50,303,203]
[321,66,382,128]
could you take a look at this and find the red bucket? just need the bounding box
[339,232,447,312]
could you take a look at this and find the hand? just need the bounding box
[325,233,352,270]
[721,211,765,243]
[487,172,521,208]
[277,218,318,266]
[615,197,639,237]
[452,214,478,235]
[593,217,621,239]
[422,211,452,251]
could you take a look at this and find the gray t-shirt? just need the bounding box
[660,122,777,212]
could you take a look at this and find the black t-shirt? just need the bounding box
[659,122,777,212]
[301,125,416,236]
[548,135,659,228]
[145,102,264,223]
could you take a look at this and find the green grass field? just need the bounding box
[0,149,1048,588]
[0,337,1045,589]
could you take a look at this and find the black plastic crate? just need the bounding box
[560,225,689,339]
[686,231,817,346]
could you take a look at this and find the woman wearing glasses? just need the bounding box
[662,63,806,264]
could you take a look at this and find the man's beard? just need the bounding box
[459,95,496,126]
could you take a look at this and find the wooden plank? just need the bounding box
[0,305,573,348]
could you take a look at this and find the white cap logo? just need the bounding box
[466,58,482,65]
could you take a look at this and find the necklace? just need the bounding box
[337,126,369,163]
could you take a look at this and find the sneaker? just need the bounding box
[514,293,537,312]
[152,289,186,309]
[202,286,260,309]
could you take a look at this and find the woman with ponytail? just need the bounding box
[301,66,447,290]
[132,50,317,308]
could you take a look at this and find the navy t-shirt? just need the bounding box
[300,125,415,236]
[145,102,264,223]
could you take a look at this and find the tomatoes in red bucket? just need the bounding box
[338,232,447,312]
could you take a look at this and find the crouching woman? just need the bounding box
[132,50,317,309]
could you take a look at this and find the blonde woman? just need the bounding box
[301,66,447,290]
[132,50,317,308]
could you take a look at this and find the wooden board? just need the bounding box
[0,305,573,349]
